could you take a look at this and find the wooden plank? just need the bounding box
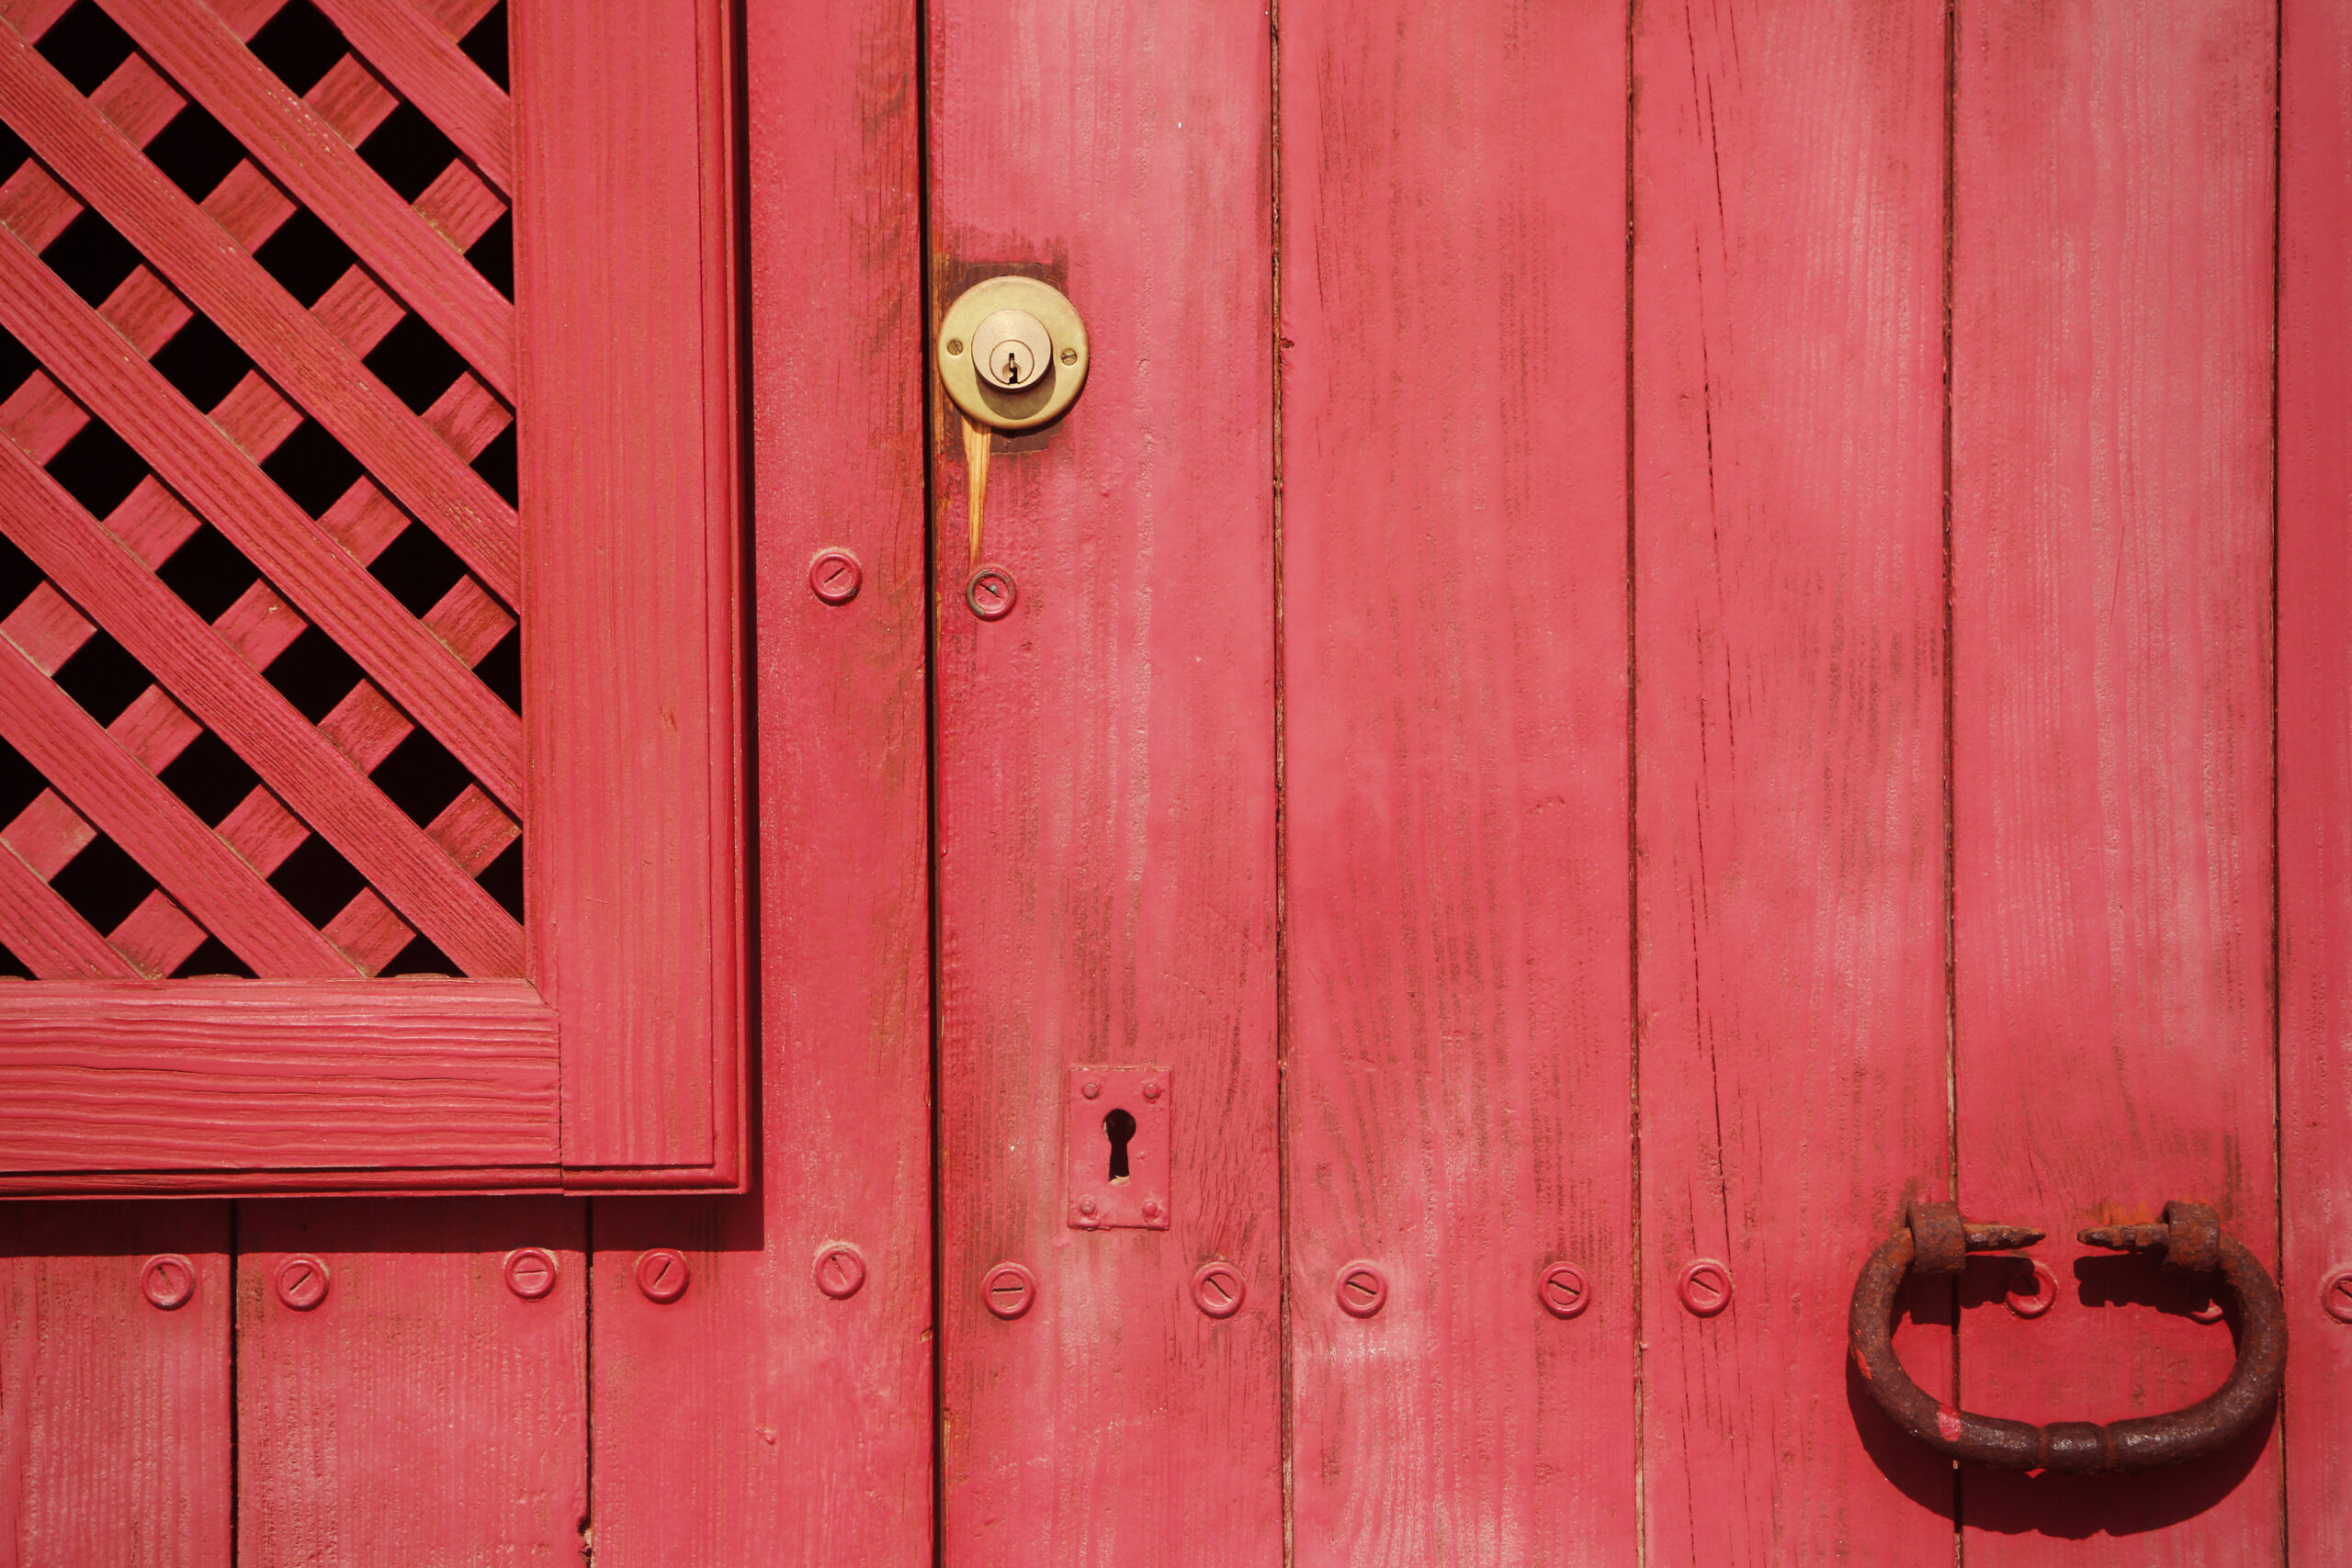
[0,27,521,604]
[311,0,509,194]
[1951,0,2278,1553]
[0,631,356,977]
[96,0,515,397]
[0,840,131,976]
[927,0,1278,1561]
[2280,0,2352,1554]
[584,0,928,1548]
[0,435,523,977]
[514,0,744,1182]
[0,979,556,1175]
[1633,2,1954,1560]
[1279,0,1631,1560]
[0,1201,231,1566]
[236,1199,584,1565]
[0,228,522,812]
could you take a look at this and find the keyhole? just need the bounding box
[1003,347,1023,382]
[1103,1108,1136,1182]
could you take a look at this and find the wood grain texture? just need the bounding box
[0,20,522,604]
[0,1201,230,1567]
[1951,0,2278,1554]
[928,0,1279,1559]
[2280,0,2352,1557]
[235,1199,584,1566]
[310,0,511,195]
[1279,0,1633,1560]
[514,0,745,1186]
[1633,2,1954,1560]
[0,979,556,1178]
[95,0,515,398]
[584,0,933,1555]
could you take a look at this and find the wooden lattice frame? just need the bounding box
[0,0,743,1192]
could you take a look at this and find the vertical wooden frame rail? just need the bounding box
[1633,1,1955,1560]
[1279,0,1634,1561]
[587,0,936,1559]
[0,0,744,1193]
[926,0,1280,1560]
[2281,0,2352,1557]
[1951,0,2279,1554]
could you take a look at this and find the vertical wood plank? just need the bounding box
[2280,0,2352,1556]
[0,1203,229,1567]
[1633,2,1954,1560]
[235,1200,585,1565]
[927,0,1279,1560]
[1951,0,2278,1555]
[1279,0,1633,1561]
[515,0,746,1182]
[585,0,934,1556]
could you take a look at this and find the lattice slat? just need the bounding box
[311,0,506,191]
[98,0,514,391]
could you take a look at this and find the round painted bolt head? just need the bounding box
[1677,1258,1733,1317]
[1078,1196,1099,1216]
[1538,1261,1589,1320]
[1336,1260,1388,1319]
[140,1254,197,1311]
[273,1254,330,1312]
[2004,1258,2056,1319]
[2322,1269,2352,1325]
[967,564,1018,621]
[808,547,863,605]
[982,1261,1036,1320]
[503,1247,560,1301]
[635,1248,691,1303]
[1141,1200,1162,1221]
[1192,1260,1246,1319]
[1081,1080,1102,1100]
[814,1243,867,1300]
[1142,1080,1162,1101]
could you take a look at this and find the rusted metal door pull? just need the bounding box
[1848,1200,2285,1473]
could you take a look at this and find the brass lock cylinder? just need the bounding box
[938,276,1087,430]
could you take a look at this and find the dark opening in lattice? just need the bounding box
[246,0,349,97]
[469,422,517,504]
[466,212,514,299]
[253,209,359,307]
[366,315,469,414]
[173,935,255,979]
[0,122,28,189]
[0,325,35,408]
[43,209,141,307]
[150,315,256,411]
[44,419,151,519]
[50,833,157,934]
[260,420,363,516]
[268,833,365,926]
[459,5,509,89]
[374,728,471,825]
[0,739,48,825]
[54,629,156,727]
[143,105,247,204]
[359,104,461,202]
[370,520,468,615]
[158,730,263,827]
[33,3,135,96]
[155,525,263,623]
[476,627,521,714]
[477,837,522,920]
[263,626,367,722]
[0,536,37,622]
[379,930,456,977]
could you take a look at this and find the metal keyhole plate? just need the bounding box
[1067,1066,1171,1230]
[937,276,1088,431]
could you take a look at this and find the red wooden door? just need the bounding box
[6,2,2351,1564]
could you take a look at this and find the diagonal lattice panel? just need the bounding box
[0,0,523,979]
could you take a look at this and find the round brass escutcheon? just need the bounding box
[937,276,1088,431]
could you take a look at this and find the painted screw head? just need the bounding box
[1336,1260,1388,1319]
[2004,1258,2056,1319]
[503,1247,559,1301]
[1538,1261,1589,1320]
[1078,1196,1099,1217]
[1192,1260,1246,1319]
[140,1254,196,1311]
[982,1261,1036,1320]
[967,564,1018,621]
[273,1254,330,1311]
[814,1244,867,1301]
[1141,1200,1162,1221]
[808,547,863,605]
[1678,1258,1733,1318]
[635,1248,690,1303]
[2323,1268,2352,1325]
[1142,1080,1162,1101]
[1082,1080,1102,1100]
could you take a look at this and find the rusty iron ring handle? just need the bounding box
[1849,1200,2286,1473]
